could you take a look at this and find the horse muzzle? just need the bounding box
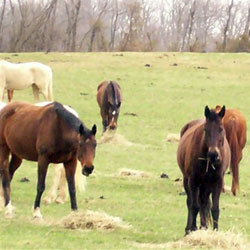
[207,150,220,164]
[82,165,94,176]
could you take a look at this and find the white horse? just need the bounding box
[0,102,86,211]
[0,60,53,102]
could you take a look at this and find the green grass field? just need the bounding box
[0,52,250,249]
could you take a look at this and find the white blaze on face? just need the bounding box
[112,110,116,116]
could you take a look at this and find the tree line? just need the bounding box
[0,0,249,53]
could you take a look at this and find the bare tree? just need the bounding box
[223,0,234,51]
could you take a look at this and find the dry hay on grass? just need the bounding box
[166,133,180,142]
[118,168,152,178]
[58,210,131,231]
[135,229,249,249]
[98,129,133,146]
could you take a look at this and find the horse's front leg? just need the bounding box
[189,178,200,232]
[211,180,223,231]
[64,158,77,211]
[33,156,49,218]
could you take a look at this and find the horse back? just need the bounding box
[97,81,122,109]
[223,109,247,150]
[0,102,79,162]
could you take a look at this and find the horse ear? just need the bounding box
[92,124,97,136]
[204,106,210,118]
[218,105,226,118]
[79,124,85,135]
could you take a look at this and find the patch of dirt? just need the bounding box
[118,168,151,178]
[166,133,180,142]
[98,130,134,146]
[58,210,131,231]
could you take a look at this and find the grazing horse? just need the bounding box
[97,81,122,132]
[177,106,231,234]
[0,101,97,218]
[215,105,247,196]
[0,60,53,102]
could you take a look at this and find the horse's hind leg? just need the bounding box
[211,184,222,231]
[184,177,192,235]
[199,185,211,229]
[33,156,49,218]
[7,90,14,102]
[43,163,62,204]
[64,158,78,211]
[32,84,40,102]
[9,154,22,181]
[0,146,14,217]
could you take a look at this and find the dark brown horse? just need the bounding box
[177,106,231,234]
[181,106,247,196]
[97,81,122,132]
[215,105,247,195]
[0,101,97,218]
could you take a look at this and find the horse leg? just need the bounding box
[211,183,222,231]
[189,178,200,232]
[7,90,14,102]
[56,164,68,204]
[47,80,53,101]
[102,119,108,133]
[199,185,210,229]
[33,156,49,218]
[64,158,78,211]
[32,84,40,102]
[9,154,22,181]
[184,177,192,235]
[0,146,14,217]
[43,163,62,205]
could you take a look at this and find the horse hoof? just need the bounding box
[5,202,15,218]
[55,197,66,204]
[33,207,43,219]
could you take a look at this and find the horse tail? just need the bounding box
[47,68,53,101]
[75,160,87,193]
[226,118,240,195]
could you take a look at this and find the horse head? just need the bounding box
[107,101,121,130]
[204,105,226,164]
[77,124,97,176]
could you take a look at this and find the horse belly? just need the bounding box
[5,68,33,90]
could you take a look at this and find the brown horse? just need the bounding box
[177,106,231,234]
[0,101,97,218]
[215,105,247,195]
[181,106,247,196]
[97,81,122,132]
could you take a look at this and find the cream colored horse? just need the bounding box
[0,60,53,102]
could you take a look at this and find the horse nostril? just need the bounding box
[207,151,219,162]
[82,166,94,176]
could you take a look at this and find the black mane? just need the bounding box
[109,81,117,105]
[53,102,83,133]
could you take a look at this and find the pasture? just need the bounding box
[0,52,250,249]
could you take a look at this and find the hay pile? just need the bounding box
[98,130,133,146]
[59,210,131,231]
[118,168,151,178]
[135,229,249,249]
[166,133,180,142]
